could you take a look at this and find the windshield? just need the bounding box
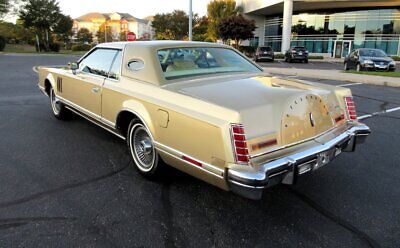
[157,47,261,81]
[359,49,387,57]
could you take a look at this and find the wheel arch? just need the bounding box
[115,103,155,140]
[44,73,56,96]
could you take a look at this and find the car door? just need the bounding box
[63,48,119,119]
[100,50,124,126]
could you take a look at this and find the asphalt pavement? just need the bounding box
[0,54,399,247]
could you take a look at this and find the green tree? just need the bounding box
[152,10,189,40]
[19,0,63,50]
[0,21,34,43]
[77,28,92,43]
[207,0,240,41]
[193,15,208,41]
[217,14,255,48]
[96,24,112,43]
[119,31,127,41]
[54,14,73,47]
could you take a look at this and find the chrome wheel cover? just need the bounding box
[129,124,155,172]
[50,88,61,115]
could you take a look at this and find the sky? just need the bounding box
[58,0,211,19]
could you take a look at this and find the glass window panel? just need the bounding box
[108,51,122,80]
[387,40,398,55]
[79,49,118,77]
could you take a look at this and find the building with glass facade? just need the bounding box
[239,0,400,57]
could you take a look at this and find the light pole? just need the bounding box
[189,0,193,41]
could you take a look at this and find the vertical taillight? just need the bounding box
[345,96,357,120]
[230,124,249,164]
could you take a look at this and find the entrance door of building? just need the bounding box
[334,40,352,58]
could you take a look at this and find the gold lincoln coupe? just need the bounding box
[38,41,370,200]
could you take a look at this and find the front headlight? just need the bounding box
[389,61,396,65]
[363,59,374,64]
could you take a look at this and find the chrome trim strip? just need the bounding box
[228,124,371,188]
[154,141,225,176]
[101,118,116,128]
[250,121,354,159]
[156,147,224,179]
[65,106,126,140]
[58,96,116,129]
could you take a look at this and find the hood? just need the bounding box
[164,73,348,154]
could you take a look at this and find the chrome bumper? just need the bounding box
[227,123,371,200]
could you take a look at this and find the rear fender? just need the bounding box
[119,100,156,139]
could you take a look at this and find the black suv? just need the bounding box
[285,46,309,63]
[344,48,396,72]
[254,46,274,62]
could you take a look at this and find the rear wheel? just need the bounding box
[304,59,308,63]
[50,87,71,120]
[127,119,165,179]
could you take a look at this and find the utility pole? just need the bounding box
[189,0,193,41]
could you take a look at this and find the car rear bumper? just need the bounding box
[227,122,370,200]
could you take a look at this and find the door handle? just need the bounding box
[92,87,100,93]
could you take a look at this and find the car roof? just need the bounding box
[96,40,231,50]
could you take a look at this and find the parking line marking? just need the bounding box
[358,106,400,120]
[32,66,39,73]
[338,82,363,87]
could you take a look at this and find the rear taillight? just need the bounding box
[344,96,357,120]
[230,124,249,164]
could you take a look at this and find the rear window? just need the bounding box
[259,47,272,52]
[293,47,306,51]
[157,47,261,81]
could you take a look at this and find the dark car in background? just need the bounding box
[254,46,274,62]
[285,46,309,63]
[344,48,396,72]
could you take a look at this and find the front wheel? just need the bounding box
[127,119,166,179]
[356,63,363,72]
[50,87,71,120]
[344,62,349,71]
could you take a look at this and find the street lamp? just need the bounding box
[189,0,193,41]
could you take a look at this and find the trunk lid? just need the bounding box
[165,73,347,155]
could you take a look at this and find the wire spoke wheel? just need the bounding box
[129,124,156,172]
[50,88,61,115]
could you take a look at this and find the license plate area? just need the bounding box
[297,147,342,175]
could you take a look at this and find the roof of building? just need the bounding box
[75,12,108,22]
[75,12,150,24]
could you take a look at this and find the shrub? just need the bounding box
[49,42,61,52]
[392,56,400,61]
[71,44,92,51]
[239,46,257,57]
[274,53,284,59]
[0,36,6,51]
[308,55,324,60]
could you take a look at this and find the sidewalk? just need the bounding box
[263,67,400,87]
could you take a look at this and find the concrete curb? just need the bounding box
[264,67,400,87]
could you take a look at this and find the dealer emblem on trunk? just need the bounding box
[309,112,315,127]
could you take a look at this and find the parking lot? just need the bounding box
[257,59,400,71]
[0,54,399,247]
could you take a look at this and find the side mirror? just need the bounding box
[69,62,79,74]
